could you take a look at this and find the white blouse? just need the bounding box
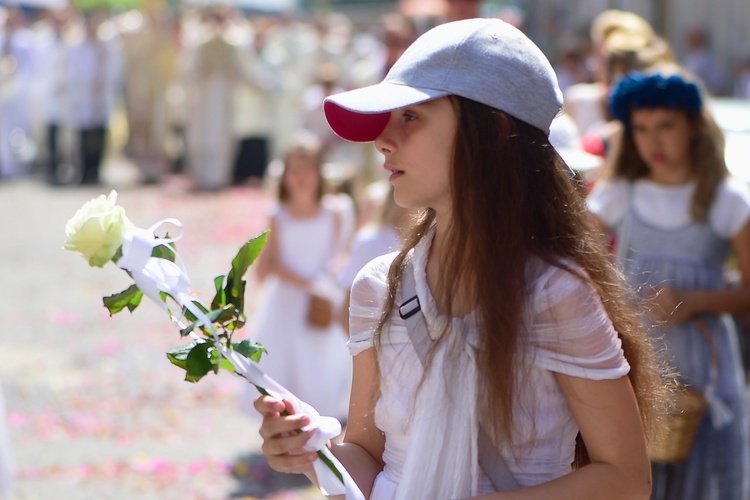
[348,227,630,495]
[587,177,750,237]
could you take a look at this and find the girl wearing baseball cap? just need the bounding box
[255,18,665,499]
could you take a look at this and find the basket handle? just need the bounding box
[693,317,733,428]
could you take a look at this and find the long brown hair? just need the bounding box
[606,102,727,222]
[375,96,666,464]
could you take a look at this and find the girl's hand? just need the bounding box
[254,395,319,474]
[646,286,694,325]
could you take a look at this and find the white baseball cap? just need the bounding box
[324,18,563,142]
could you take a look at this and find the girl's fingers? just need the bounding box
[258,412,312,441]
[266,449,318,474]
[254,395,318,474]
[254,396,300,417]
[282,398,298,414]
[261,427,316,457]
[254,395,285,415]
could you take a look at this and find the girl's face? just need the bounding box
[630,107,695,183]
[374,97,457,215]
[283,153,321,200]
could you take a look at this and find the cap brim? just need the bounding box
[324,83,449,142]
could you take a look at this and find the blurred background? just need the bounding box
[0,0,748,498]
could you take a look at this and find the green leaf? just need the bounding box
[211,275,227,310]
[218,355,236,372]
[103,285,143,315]
[209,339,265,372]
[181,300,210,325]
[179,304,235,336]
[214,275,225,292]
[166,343,194,370]
[185,341,216,382]
[151,243,177,262]
[232,339,265,362]
[166,340,219,382]
[224,231,269,314]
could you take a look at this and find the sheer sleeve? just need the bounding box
[529,264,630,380]
[347,252,397,356]
[710,177,750,239]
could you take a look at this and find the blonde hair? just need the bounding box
[601,31,676,85]
[591,9,654,46]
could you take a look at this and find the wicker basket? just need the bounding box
[648,385,708,463]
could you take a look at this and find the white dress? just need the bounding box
[250,205,351,420]
[588,177,750,500]
[348,227,630,498]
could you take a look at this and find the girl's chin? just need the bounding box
[392,192,418,210]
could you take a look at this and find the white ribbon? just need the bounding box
[115,220,363,499]
[703,354,733,429]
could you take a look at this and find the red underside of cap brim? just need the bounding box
[324,101,391,143]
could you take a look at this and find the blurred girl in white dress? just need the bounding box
[248,131,351,421]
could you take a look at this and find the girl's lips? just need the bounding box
[385,164,404,181]
[651,153,666,163]
[389,170,404,181]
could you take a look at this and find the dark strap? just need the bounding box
[398,260,520,491]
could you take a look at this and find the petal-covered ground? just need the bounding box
[0,177,325,499]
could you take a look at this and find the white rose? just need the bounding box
[64,190,134,268]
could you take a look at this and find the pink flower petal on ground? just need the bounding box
[187,460,207,474]
[49,308,79,327]
[132,455,175,476]
[151,459,173,474]
[39,411,62,428]
[76,463,93,479]
[16,467,44,480]
[69,412,94,429]
[7,411,26,427]
[115,434,134,446]
[99,460,122,479]
[97,339,123,356]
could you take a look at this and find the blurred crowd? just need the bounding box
[0,0,747,192]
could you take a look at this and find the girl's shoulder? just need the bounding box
[715,176,750,204]
[527,258,590,299]
[348,251,401,355]
[351,251,400,295]
[526,258,608,333]
[709,176,750,238]
[586,178,631,228]
[526,259,630,379]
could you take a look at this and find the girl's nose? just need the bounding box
[374,112,397,155]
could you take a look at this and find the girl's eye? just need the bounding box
[403,112,417,122]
